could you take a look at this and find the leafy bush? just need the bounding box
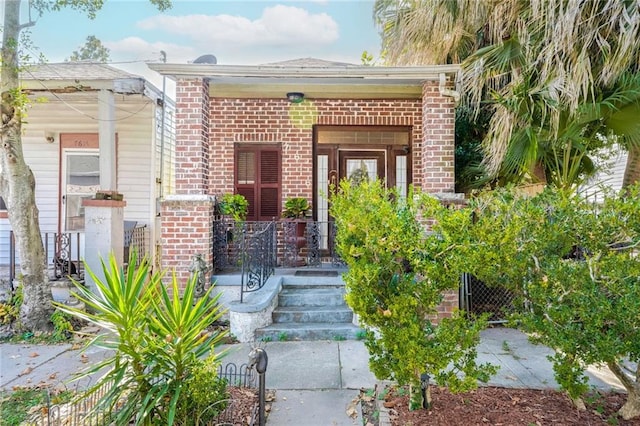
[217,193,249,221]
[0,284,22,325]
[50,309,73,342]
[55,253,229,425]
[462,185,640,420]
[175,355,229,423]
[330,179,496,410]
[282,197,310,218]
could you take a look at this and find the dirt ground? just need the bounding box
[360,385,640,426]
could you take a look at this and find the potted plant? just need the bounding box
[216,193,248,222]
[281,197,310,219]
[282,197,311,266]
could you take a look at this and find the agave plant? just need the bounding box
[55,252,228,425]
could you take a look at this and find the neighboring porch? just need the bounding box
[0,223,150,293]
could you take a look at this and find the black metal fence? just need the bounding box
[239,221,276,303]
[25,359,265,426]
[460,273,516,323]
[4,226,149,285]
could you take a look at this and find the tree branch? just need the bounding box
[18,19,36,30]
[607,361,638,393]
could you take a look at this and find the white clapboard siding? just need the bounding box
[0,91,160,268]
[579,147,629,202]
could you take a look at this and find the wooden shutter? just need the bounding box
[235,146,281,221]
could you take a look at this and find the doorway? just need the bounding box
[62,151,100,231]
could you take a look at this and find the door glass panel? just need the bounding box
[65,153,100,231]
[346,159,377,182]
[317,154,329,250]
[396,155,407,199]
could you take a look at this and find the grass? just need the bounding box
[355,330,366,340]
[333,335,346,341]
[0,388,74,425]
[277,332,288,342]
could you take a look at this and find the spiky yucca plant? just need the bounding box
[55,253,228,425]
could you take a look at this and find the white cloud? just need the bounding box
[136,5,339,47]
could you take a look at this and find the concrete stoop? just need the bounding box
[254,277,362,341]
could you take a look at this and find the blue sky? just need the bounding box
[13,0,381,94]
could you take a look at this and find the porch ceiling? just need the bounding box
[208,81,423,99]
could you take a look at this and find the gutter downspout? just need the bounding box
[439,72,460,105]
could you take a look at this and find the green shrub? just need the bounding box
[55,252,229,425]
[175,355,229,423]
[282,197,310,218]
[217,193,249,221]
[50,309,73,342]
[463,185,640,420]
[330,179,496,410]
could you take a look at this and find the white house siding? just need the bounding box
[0,92,159,269]
[579,147,629,202]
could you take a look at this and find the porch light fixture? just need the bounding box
[286,92,305,103]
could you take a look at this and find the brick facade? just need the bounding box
[160,78,213,286]
[207,81,453,199]
[161,77,459,314]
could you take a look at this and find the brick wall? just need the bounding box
[160,196,214,288]
[164,78,459,316]
[207,91,455,199]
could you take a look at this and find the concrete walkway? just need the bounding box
[1,328,627,426]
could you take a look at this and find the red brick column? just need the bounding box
[160,78,213,289]
[421,82,455,193]
[174,78,210,195]
[160,195,214,290]
[422,81,460,318]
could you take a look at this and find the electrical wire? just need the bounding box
[22,66,156,122]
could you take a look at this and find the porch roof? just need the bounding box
[17,63,165,101]
[148,59,461,99]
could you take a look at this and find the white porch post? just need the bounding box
[83,89,123,293]
[98,89,117,190]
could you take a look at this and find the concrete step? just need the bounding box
[278,287,346,307]
[272,306,353,324]
[254,323,363,342]
[280,275,345,288]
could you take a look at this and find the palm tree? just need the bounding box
[374,0,640,189]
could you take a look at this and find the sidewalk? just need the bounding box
[1,328,626,426]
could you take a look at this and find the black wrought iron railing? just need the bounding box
[6,231,84,285]
[239,221,276,303]
[5,226,149,285]
[213,219,342,278]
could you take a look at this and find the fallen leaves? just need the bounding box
[19,367,33,376]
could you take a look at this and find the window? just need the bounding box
[235,145,281,221]
[0,197,6,210]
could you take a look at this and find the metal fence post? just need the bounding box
[248,347,268,426]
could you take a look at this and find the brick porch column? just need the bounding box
[421,82,456,193]
[160,78,213,287]
[421,80,459,318]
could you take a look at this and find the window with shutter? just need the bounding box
[235,145,281,221]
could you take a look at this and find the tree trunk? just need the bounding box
[607,361,640,420]
[1,0,54,332]
[619,389,640,421]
